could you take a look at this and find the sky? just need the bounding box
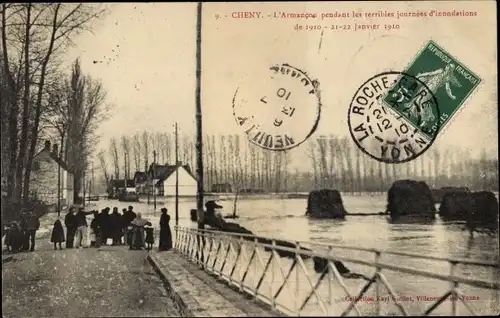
[63,1,498,174]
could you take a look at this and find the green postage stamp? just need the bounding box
[382,40,482,140]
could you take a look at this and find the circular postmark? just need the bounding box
[232,63,321,151]
[348,71,440,163]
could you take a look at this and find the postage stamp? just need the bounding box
[232,63,321,151]
[381,40,482,140]
[348,71,440,164]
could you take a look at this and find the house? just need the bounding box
[211,183,233,193]
[30,140,74,209]
[144,163,197,197]
[109,179,136,197]
[143,164,171,196]
[133,171,148,194]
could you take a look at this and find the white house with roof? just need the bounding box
[146,163,197,197]
[30,140,74,209]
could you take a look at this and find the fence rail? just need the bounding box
[173,226,499,316]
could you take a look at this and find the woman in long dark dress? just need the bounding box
[159,208,172,251]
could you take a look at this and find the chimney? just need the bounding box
[52,144,59,157]
[44,140,51,151]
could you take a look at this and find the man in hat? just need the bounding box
[74,207,94,248]
[64,206,78,248]
[204,201,225,228]
[205,200,223,218]
[122,206,137,245]
[20,207,40,252]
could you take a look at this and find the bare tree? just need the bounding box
[43,58,109,201]
[109,136,119,179]
[132,133,142,172]
[97,150,109,187]
[307,140,318,188]
[316,137,328,188]
[142,131,149,171]
[120,135,130,179]
[1,3,107,206]
[234,134,244,191]
[163,132,172,164]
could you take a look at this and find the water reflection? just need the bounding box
[387,217,437,226]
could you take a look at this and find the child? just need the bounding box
[50,219,65,250]
[145,225,154,250]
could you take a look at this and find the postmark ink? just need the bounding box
[348,71,440,163]
[232,63,321,151]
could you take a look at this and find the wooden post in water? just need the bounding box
[195,2,204,230]
[175,122,179,227]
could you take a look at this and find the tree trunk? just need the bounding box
[18,4,32,204]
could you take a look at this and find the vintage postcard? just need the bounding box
[1,1,498,317]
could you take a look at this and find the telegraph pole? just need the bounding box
[195,2,204,230]
[175,123,179,227]
[57,144,61,217]
[153,150,157,211]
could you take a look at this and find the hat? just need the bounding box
[205,200,223,209]
[161,208,168,212]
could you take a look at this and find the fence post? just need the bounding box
[328,246,333,314]
[375,250,381,316]
[174,226,178,250]
[295,241,301,316]
[450,261,458,316]
[271,239,276,311]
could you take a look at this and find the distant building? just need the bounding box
[158,163,197,197]
[109,179,136,197]
[133,163,197,197]
[30,140,74,208]
[211,183,232,193]
[133,171,148,194]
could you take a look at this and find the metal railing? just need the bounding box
[174,226,499,316]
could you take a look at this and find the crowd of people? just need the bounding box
[3,208,40,253]
[53,205,173,251]
[4,205,173,253]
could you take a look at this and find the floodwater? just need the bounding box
[90,193,499,316]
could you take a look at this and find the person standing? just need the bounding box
[90,211,102,248]
[159,208,172,251]
[74,208,94,248]
[20,208,40,252]
[101,207,111,245]
[110,207,122,246]
[129,213,151,250]
[6,221,24,253]
[50,219,65,250]
[145,225,154,250]
[64,207,77,248]
[122,206,137,245]
[121,208,128,245]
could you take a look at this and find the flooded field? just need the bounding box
[78,193,499,315]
